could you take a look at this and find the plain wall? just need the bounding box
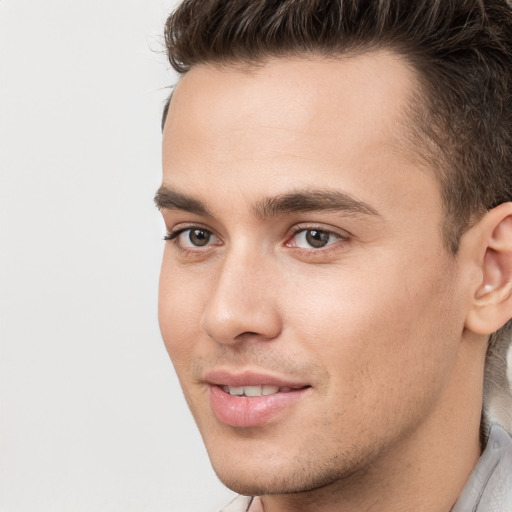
[0,1,236,510]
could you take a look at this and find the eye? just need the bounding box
[166,227,220,249]
[290,229,342,249]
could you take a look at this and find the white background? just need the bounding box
[0,1,236,510]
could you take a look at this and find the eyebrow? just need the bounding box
[154,186,380,219]
[154,186,213,216]
[255,190,380,218]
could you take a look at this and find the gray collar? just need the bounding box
[451,423,512,512]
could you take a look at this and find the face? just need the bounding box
[158,53,470,496]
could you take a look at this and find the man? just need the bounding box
[155,1,512,510]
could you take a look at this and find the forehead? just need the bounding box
[164,51,417,155]
[162,51,438,221]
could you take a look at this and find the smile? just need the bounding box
[208,382,311,428]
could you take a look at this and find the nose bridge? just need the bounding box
[200,242,282,344]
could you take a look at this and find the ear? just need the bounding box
[465,202,512,335]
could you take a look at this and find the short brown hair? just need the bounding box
[162,0,512,432]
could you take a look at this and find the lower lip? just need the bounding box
[209,385,309,427]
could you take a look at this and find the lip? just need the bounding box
[204,369,309,389]
[205,369,311,428]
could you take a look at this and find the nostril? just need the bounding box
[234,331,275,344]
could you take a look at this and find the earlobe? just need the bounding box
[465,203,512,335]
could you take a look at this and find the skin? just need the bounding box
[157,52,507,511]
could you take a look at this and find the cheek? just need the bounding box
[285,255,461,399]
[158,256,207,366]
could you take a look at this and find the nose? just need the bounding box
[200,249,283,345]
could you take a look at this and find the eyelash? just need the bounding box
[164,224,350,257]
[283,225,349,258]
[163,226,221,253]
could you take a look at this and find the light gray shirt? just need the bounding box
[220,424,512,512]
[452,423,512,512]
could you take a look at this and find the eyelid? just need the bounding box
[164,223,222,250]
[164,227,188,242]
[164,222,215,239]
[284,223,351,244]
[282,224,352,259]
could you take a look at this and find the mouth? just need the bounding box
[220,384,301,396]
[205,371,311,427]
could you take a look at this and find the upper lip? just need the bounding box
[204,369,310,388]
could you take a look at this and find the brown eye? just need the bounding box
[289,228,343,250]
[188,228,211,246]
[165,227,220,249]
[305,230,331,248]
[293,229,339,249]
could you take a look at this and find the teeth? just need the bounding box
[262,385,280,395]
[223,386,243,395]
[222,385,281,396]
[244,385,263,397]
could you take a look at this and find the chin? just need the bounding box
[207,445,370,498]
[213,467,310,497]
